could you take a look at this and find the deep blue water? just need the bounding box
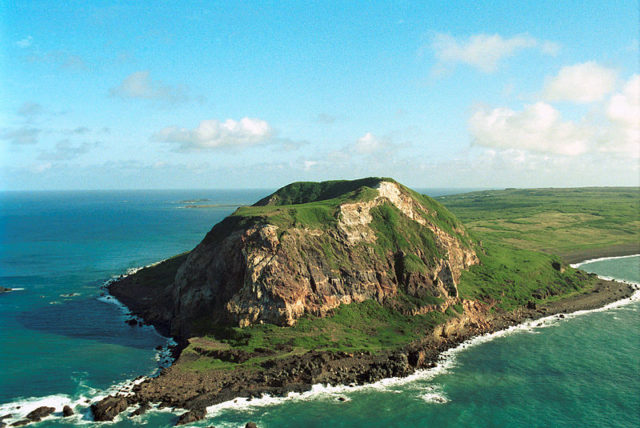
[0,190,638,427]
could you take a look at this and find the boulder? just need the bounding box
[62,405,74,417]
[130,402,150,417]
[91,395,129,421]
[26,406,55,421]
[246,423,258,428]
[176,409,206,425]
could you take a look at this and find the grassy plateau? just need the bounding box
[161,183,639,373]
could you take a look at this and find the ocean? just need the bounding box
[0,190,638,427]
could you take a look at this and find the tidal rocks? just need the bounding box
[176,409,206,425]
[62,405,74,417]
[91,395,130,421]
[125,318,138,326]
[245,423,258,428]
[130,402,150,417]
[26,406,55,421]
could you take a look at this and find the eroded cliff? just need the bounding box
[109,178,478,338]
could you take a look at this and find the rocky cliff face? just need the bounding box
[110,178,478,338]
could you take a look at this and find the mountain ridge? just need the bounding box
[109,177,478,338]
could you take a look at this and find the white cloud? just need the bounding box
[110,71,189,103]
[540,41,561,56]
[37,140,99,161]
[303,160,318,170]
[469,102,591,156]
[432,33,558,73]
[354,132,386,154]
[603,74,640,157]
[543,62,617,103]
[16,36,33,48]
[470,74,640,159]
[0,126,41,145]
[153,117,273,151]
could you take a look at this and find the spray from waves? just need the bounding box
[0,261,180,427]
[5,258,636,426]
[0,376,150,426]
[200,279,640,421]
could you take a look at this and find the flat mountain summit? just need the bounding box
[111,178,478,338]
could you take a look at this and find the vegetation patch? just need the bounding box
[437,187,640,257]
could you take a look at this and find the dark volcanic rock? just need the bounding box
[91,395,130,421]
[246,423,258,428]
[176,409,206,425]
[125,318,138,326]
[62,405,74,417]
[26,406,55,421]
[130,402,150,417]
[11,420,30,427]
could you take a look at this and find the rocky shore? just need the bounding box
[90,277,636,426]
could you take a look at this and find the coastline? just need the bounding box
[560,243,640,265]
[93,251,639,425]
[3,252,636,427]
[570,252,640,268]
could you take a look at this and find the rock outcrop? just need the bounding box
[110,178,478,339]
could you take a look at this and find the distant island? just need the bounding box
[90,178,638,425]
[180,198,211,204]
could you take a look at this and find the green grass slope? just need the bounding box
[437,187,640,261]
[117,181,638,373]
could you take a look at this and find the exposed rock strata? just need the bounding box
[93,279,636,424]
[110,179,478,337]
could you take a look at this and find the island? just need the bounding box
[93,178,638,425]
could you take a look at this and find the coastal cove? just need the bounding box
[1,188,638,427]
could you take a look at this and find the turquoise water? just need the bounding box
[1,191,638,427]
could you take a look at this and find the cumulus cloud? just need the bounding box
[0,126,41,145]
[110,71,190,103]
[153,117,274,151]
[469,102,591,156]
[354,132,387,154]
[16,36,33,48]
[470,73,640,159]
[432,33,559,73]
[37,140,99,161]
[303,160,318,170]
[543,62,617,103]
[603,74,640,157]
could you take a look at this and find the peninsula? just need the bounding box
[94,178,637,424]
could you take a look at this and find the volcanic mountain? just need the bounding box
[109,177,479,339]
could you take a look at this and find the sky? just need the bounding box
[1,0,638,190]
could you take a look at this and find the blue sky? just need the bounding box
[1,0,638,190]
